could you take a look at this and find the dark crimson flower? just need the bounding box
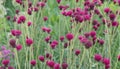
[98,39,104,45]
[62,62,68,69]
[16,0,22,5]
[94,9,100,15]
[76,0,79,2]
[104,8,111,14]
[84,1,90,6]
[66,33,74,41]
[26,38,33,46]
[45,36,51,43]
[38,55,45,62]
[30,60,36,66]
[94,54,102,61]
[79,37,88,44]
[84,32,90,38]
[92,36,97,42]
[6,16,11,20]
[109,13,116,21]
[37,2,45,7]
[28,8,32,15]
[92,20,98,25]
[66,10,73,16]
[54,63,60,69]
[43,16,48,21]
[60,36,64,42]
[105,64,110,69]
[46,53,52,59]
[2,59,10,66]
[27,21,32,26]
[84,40,93,49]
[113,0,117,4]
[93,25,98,30]
[117,55,120,61]
[90,30,96,37]
[13,16,17,22]
[16,44,22,51]
[102,58,110,65]
[9,39,16,48]
[46,60,55,68]
[118,0,120,5]
[8,66,15,69]
[112,21,119,27]
[75,16,84,23]
[16,10,19,14]
[34,7,39,12]
[56,0,61,4]
[11,29,22,37]
[17,19,22,24]
[84,14,91,21]
[50,43,57,49]
[46,28,51,34]
[78,35,84,40]
[61,10,67,16]
[75,49,81,56]
[89,2,95,10]
[64,42,69,48]
[28,1,32,8]
[19,15,26,23]
[41,27,47,32]
[58,5,64,10]
[52,40,58,45]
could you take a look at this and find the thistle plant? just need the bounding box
[1,0,120,69]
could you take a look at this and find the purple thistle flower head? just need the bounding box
[117,55,120,61]
[16,10,19,14]
[11,29,22,37]
[16,44,22,51]
[105,64,110,69]
[2,59,10,66]
[43,16,48,21]
[75,49,81,56]
[16,0,22,5]
[66,33,74,41]
[6,16,11,21]
[112,21,119,27]
[38,55,45,62]
[56,0,61,4]
[62,62,68,69]
[8,66,15,69]
[45,36,51,43]
[27,21,32,26]
[109,13,116,21]
[9,39,16,48]
[47,60,55,68]
[46,53,52,59]
[94,54,102,62]
[50,43,57,49]
[104,8,111,14]
[26,38,33,46]
[54,63,60,69]
[37,2,45,8]
[60,36,64,42]
[98,39,104,45]
[90,30,96,37]
[19,15,26,23]
[84,40,93,49]
[30,60,36,66]
[102,58,110,65]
